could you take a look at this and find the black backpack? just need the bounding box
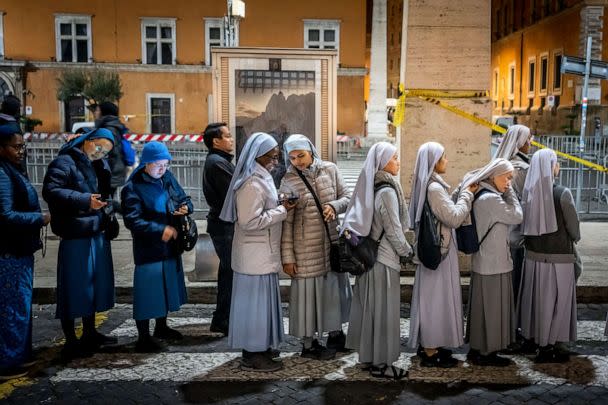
[337,182,394,276]
[455,188,495,254]
[417,198,442,270]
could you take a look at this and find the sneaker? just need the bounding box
[0,367,28,381]
[241,352,283,372]
[534,345,570,364]
[153,326,184,340]
[419,351,458,368]
[300,340,336,360]
[326,331,348,352]
[135,336,165,353]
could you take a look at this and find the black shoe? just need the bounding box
[153,326,184,340]
[61,340,93,360]
[265,348,281,360]
[81,332,118,351]
[241,352,283,372]
[0,367,28,381]
[301,339,336,360]
[419,351,458,368]
[209,322,229,336]
[469,351,512,367]
[326,331,348,352]
[135,336,165,353]
[534,345,570,364]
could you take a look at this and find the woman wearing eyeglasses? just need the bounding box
[42,128,118,359]
[0,123,50,380]
[121,141,192,352]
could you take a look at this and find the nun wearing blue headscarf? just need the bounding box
[220,132,295,372]
[42,127,117,359]
[121,141,192,353]
[279,134,351,359]
[0,123,49,380]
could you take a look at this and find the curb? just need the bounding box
[32,284,608,305]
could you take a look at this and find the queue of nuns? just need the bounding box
[0,120,595,380]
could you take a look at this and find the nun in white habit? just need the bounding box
[463,158,523,367]
[493,124,533,314]
[220,132,296,372]
[343,142,411,380]
[279,134,352,359]
[518,148,580,363]
[408,142,477,368]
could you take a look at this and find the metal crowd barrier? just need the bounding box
[26,141,210,215]
[336,135,395,161]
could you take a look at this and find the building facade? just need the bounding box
[0,0,366,135]
[491,0,608,136]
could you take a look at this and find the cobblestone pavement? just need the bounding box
[1,304,608,404]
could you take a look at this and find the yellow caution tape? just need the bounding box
[404,89,489,99]
[393,83,406,127]
[416,95,608,173]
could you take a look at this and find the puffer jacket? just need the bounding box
[279,160,350,279]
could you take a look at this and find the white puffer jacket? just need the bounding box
[279,160,350,279]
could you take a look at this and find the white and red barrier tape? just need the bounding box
[23,133,205,142]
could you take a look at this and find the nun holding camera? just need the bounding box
[121,141,192,353]
[220,132,295,372]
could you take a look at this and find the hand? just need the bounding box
[90,194,107,210]
[162,225,178,242]
[282,200,297,211]
[65,133,82,142]
[467,183,480,193]
[322,204,336,222]
[173,205,189,216]
[283,263,297,277]
[42,213,51,226]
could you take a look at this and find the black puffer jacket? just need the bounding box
[95,115,126,188]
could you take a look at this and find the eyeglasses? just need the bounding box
[5,143,27,152]
[149,162,170,169]
[92,144,111,156]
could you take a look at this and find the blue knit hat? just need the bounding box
[140,141,172,164]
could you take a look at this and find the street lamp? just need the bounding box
[225,0,245,47]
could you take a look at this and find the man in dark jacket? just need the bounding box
[0,95,21,127]
[202,122,235,335]
[95,101,127,198]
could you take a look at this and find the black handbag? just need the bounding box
[167,181,198,253]
[417,199,442,270]
[174,214,198,253]
[295,169,342,273]
[101,202,120,241]
[337,230,385,276]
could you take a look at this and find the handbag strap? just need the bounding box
[295,169,333,242]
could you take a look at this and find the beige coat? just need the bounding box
[280,160,350,279]
[232,163,287,276]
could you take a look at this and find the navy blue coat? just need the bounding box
[0,160,44,256]
[42,147,113,239]
[121,169,193,265]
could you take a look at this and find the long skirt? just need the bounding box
[289,271,351,337]
[228,272,284,352]
[409,240,464,349]
[467,272,515,355]
[346,262,400,366]
[518,260,577,346]
[56,234,115,320]
[0,255,33,370]
[133,257,187,321]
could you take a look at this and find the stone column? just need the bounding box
[367,0,388,137]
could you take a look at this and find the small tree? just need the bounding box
[56,69,123,105]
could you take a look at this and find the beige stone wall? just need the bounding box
[400,0,492,193]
